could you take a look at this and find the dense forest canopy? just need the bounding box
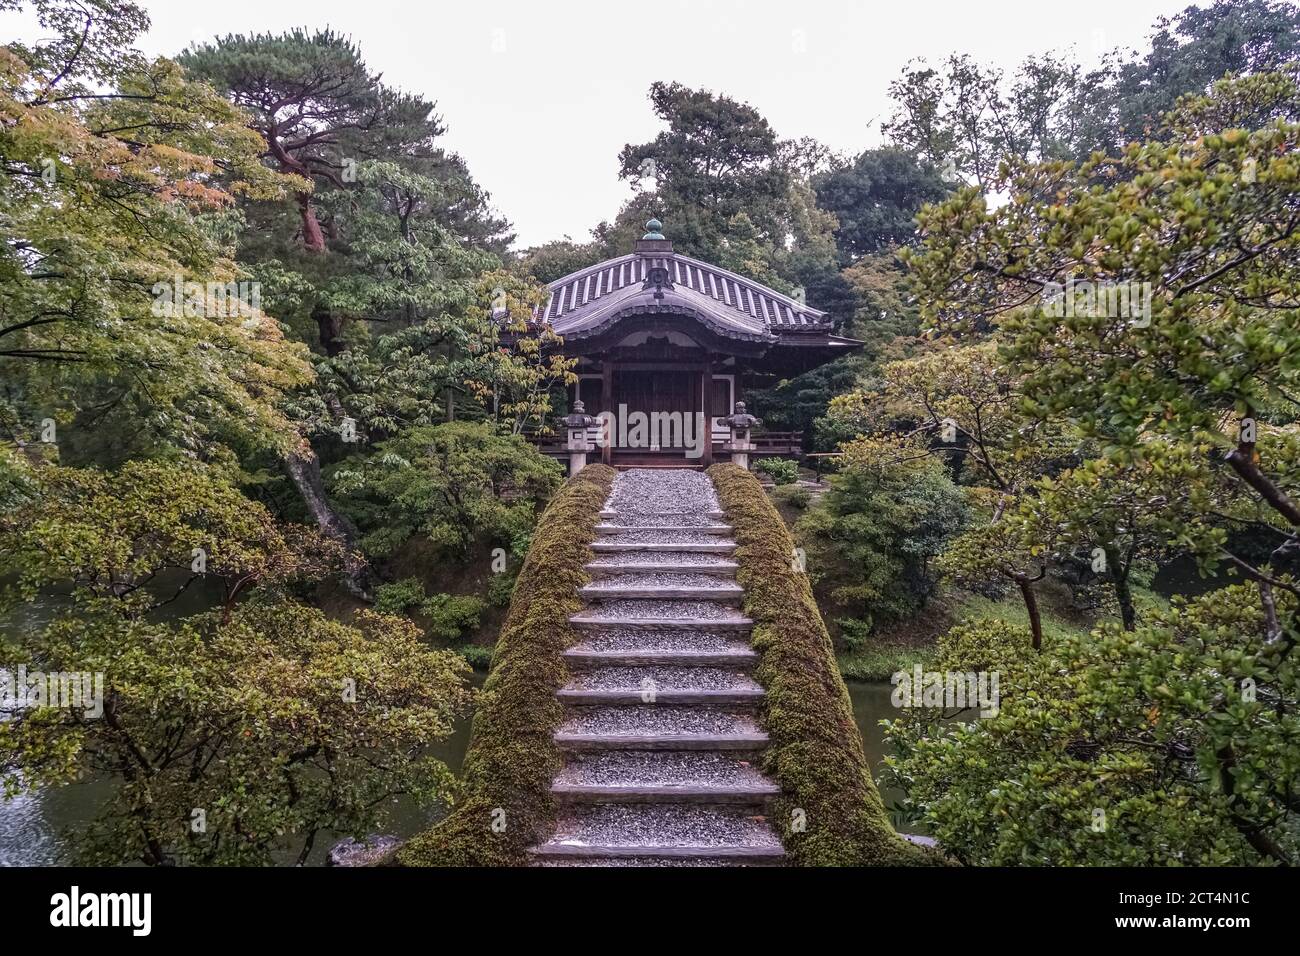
[2,0,1299,866]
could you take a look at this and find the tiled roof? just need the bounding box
[539,252,829,341]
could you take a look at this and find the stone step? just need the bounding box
[562,665,761,696]
[600,509,726,521]
[578,581,745,603]
[571,601,752,631]
[556,706,767,751]
[530,805,784,862]
[552,751,778,805]
[564,630,758,668]
[557,686,762,705]
[590,540,735,554]
[564,646,759,668]
[585,558,738,577]
[594,524,732,535]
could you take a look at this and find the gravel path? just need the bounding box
[547,805,783,850]
[555,751,772,788]
[583,570,741,589]
[560,706,761,737]
[596,528,736,545]
[568,629,755,653]
[588,552,737,569]
[576,599,750,621]
[607,469,720,517]
[530,468,782,865]
[565,666,760,692]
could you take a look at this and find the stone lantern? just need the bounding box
[721,401,761,470]
[562,399,598,475]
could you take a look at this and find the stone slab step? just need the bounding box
[562,665,761,694]
[556,706,766,752]
[563,647,758,667]
[595,524,732,535]
[590,540,735,554]
[578,584,744,603]
[530,805,784,862]
[600,509,726,521]
[571,615,752,631]
[557,687,763,705]
[585,559,738,576]
[563,630,758,668]
[552,751,778,805]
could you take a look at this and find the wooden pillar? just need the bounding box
[700,359,713,466]
[601,359,613,466]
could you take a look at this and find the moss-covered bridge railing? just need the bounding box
[398,463,938,866]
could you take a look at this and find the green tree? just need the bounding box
[885,583,1300,865]
[329,420,563,560]
[796,434,968,637]
[0,454,472,866]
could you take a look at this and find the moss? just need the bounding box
[707,463,947,866]
[396,464,616,867]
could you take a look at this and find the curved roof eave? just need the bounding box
[538,250,830,334]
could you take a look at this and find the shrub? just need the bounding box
[756,456,799,485]
[797,434,967,636]
[883,584,1300,865]
[374,578,486,641]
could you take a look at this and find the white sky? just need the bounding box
[5,0,1201,248]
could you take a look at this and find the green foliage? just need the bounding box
[813,147,949,257]
[399,464,616,866]
[797,435,968,634]
[885,584,1300,865]
[456,644,495,671]
[755,457,799,485]
[0,454,470,866]
[0,457,338,620]
[838,641,935,682]
[374,577,485,641]
[708,463,940,866]
[0,4,312,459]
[329,421,563,559]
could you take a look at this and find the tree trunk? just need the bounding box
[283,445,371,600]
[1105,545,1136,631]
[1015,575,1043,652]
[314,306,346,357]
[298,192,326,253]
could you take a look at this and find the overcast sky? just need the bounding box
[6,0,1202,247]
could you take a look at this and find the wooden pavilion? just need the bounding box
[533,220,861,468]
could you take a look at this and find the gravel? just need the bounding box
[563,666,761,693]
[588,552,737,569]
[596,528,736,545]
[544,804,782,850]
[607,469,721,518]
[570,629,755,653]
[604,513,726,529]
[559,706,761,737]
[575,599,750,621]
[583,571,743,590]
[554,750,772,789]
